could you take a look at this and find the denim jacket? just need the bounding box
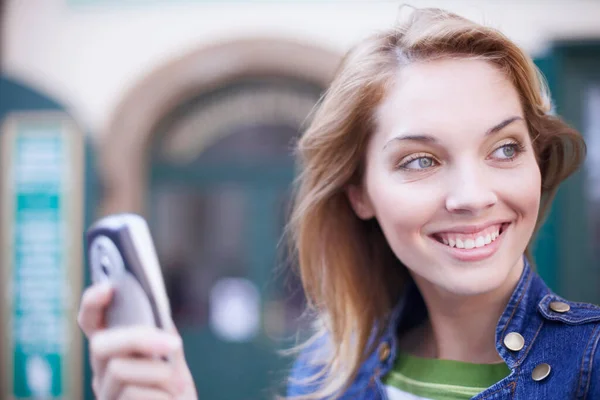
[288,258,600,399]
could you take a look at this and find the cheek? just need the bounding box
[366,171,443,237]
[498,158,542,220]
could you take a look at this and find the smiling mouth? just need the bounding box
[431,223,510,249]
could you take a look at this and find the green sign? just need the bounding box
[2,113,84,399]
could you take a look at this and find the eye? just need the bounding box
[398,154,438,170]
[490,142,525,161]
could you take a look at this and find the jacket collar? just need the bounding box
[379,256,550,370]
[494,257,550,368]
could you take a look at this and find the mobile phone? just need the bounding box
[86,213,171,330]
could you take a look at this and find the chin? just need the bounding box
[440,271,510,296]
[409,257,518,296]
[420,256,523,297]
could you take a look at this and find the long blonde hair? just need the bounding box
[287,7,585,399]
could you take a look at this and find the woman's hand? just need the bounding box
[77,283,198,399]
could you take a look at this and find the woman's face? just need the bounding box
[349,59,541,296]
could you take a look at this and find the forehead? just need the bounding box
[375,58,523,139]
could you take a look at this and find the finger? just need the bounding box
[92,376,101,398]
[78,283,114,336]
[162,319,187,365]
[148,320,194,397]
[91,326,181,365]
[101,358,178,399]
[118,386,171,400]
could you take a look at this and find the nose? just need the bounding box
[445,165,497,214]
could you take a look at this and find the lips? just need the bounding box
[427,222,511,262]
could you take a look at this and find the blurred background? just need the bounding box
[0,0,599,399]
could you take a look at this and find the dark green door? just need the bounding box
[146,78,322,399]
[149,169,301,399]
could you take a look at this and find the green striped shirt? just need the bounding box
[382,352,511,400]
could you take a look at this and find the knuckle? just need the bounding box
[80,288,96,309]
[89,330,114,357]
[105,358,124,381]
[89,333,102,355]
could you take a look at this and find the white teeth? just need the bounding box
[439,227,503,249]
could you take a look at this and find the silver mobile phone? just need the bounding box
[86,213,171,330]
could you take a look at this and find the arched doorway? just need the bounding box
[99,39,340,399]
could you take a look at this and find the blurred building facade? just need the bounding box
[1,1,600,399]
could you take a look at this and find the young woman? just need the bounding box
[77,7,600,400]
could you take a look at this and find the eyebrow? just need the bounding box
[382,116,525,150]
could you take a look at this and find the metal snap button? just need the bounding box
[549,301,570,313]
[503,332,525,351]
[532,363,551,382]
[378,343,391,362]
